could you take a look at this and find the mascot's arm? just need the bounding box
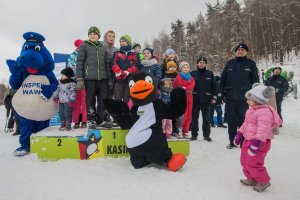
[163,87,187,119]
[103,99,135,129]
[41,73,59,100]
[7,59,27,89]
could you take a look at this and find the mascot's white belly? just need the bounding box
[126,103,156,148]
[12,75,58,121]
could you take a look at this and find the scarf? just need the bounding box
[180,72,191,81]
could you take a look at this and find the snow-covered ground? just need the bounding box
[0,93,299,200]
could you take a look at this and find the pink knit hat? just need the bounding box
[74,39,84,48]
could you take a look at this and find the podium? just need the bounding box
[30,126,190,160]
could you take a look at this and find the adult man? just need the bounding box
[190,57,216,142]
[221,43,259,149]
[265,66,289,123]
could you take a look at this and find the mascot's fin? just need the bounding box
[103,99,135,129]
[164,87,187,119]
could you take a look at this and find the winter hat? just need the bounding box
[120,34,132,46]
[61,67,74,78]
[88,26,100,38]
[235,43,249,52]
[166,61,178,74]
[74,39,84,48]
[143,48,154,57]
[245,83,275,104]
[132,43,141,49]
[197,57,207,64]
[165,48,175,55]
[179,61,190,70]
[273,66,282,73]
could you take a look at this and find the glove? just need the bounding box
[234,131,244,146]
[54,98,59,105]
[122,71,130,79]
[76,78,85,90]
[68,102,74,108]
[115,72,123,81]
[248,139,263,156]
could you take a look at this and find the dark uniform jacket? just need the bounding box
[191,68,216,103]
[221,57,259,100]
[265,74,289,103]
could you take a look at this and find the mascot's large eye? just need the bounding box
[129,80,135,88]
[145,76,153,84]
[35,45,41,51]
[24,45,29,50]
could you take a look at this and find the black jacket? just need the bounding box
[191,68,216,103]
[221,57,259,100]
[265,75,289,103]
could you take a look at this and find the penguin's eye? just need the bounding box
[145,76,153,84]
[35,45,41,51]
[129,80,135,88]
[24,45,29,50]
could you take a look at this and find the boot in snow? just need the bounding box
[253,182,271,192]
[240,179,256,186]
[167,153,187,172]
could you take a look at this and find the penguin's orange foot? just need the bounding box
[167,153,187,172]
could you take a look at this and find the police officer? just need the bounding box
[190,57,216,142]
[265,66,289,123]
[221,43,259,149]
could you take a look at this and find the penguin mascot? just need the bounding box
[104,71,187,172]
[7,32,58,156]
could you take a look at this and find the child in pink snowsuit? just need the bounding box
[173,62,195,138]
[67,39,87,128]
[234,83,282,192]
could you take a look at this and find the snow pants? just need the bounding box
[182,93,193,134]
[240,139,271,184]
[72,88,87,124]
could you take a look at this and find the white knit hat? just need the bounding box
[245,83,275,104]
[179,61,190,70]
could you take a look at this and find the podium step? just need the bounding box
[30,126,190,160]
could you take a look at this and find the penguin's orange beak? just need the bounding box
[130,80,154,99]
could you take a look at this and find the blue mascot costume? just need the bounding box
[7,32,58,156]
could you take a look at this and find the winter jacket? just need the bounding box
[214,77,223,105]
[190,68,216,103]
[53,79,76,104]
[173,73,195,97]
[111,46,140,82]
[67,51,78,75]
[221,57,259,100]
[161,57,179,78]
[76,40,111,80]
[265,75,289,103]
[141,58,162,83]
[238,104,282,142]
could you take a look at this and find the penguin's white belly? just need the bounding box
[12,75,58,121]
[126,103,156,148]
[86,143,98,155]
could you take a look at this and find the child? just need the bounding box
[173,62,195,138]
[76,26,111,129]
[234,83,282,192]
[161,48,179,79]
[111,34,140,103]
[210,75,227,128]
[67,39,87,129]
[53,68,77,131]
[140,47,162,83]
[159,78,173,139]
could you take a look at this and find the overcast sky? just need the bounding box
[0,0,218,83]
